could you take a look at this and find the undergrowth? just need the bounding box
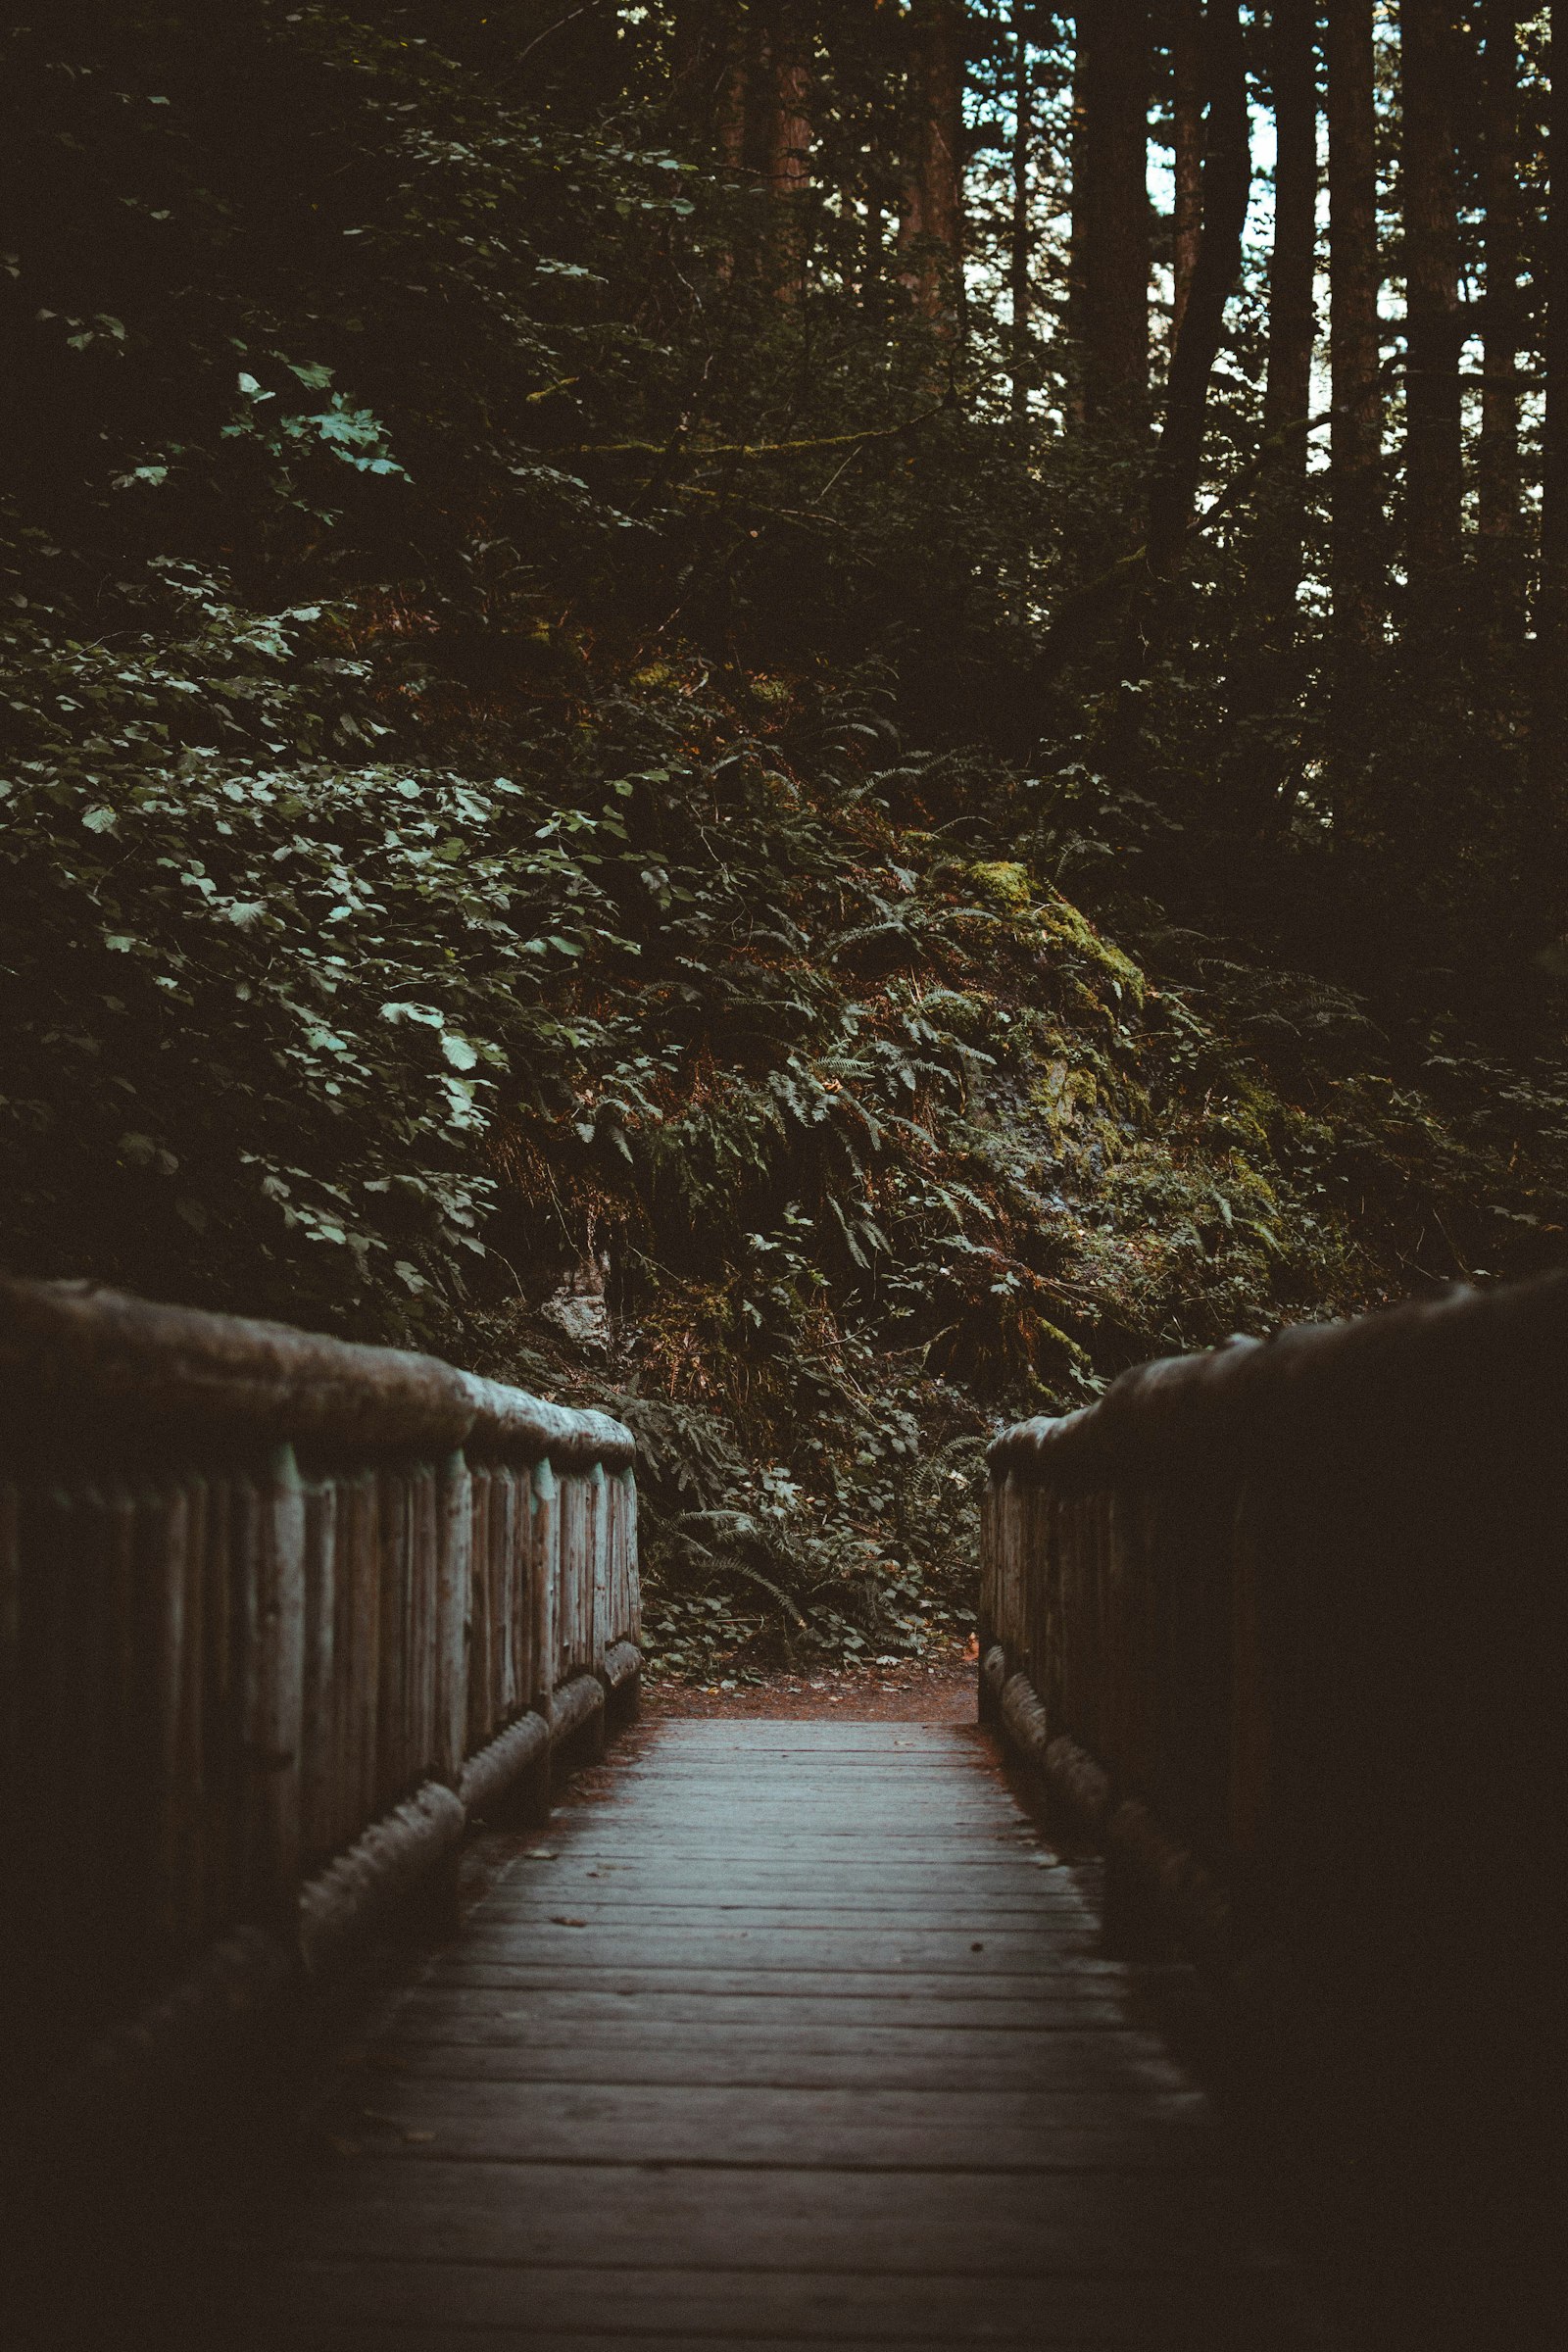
[6,7,1568,1682]
[7,579,1567,1679]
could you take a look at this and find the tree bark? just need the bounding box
[671,1,724,125]
[762,1,813,302]
[1009,3,1033,417]
[1257,0,1317,620]
[1074,2,1151,429]
[1538,6,1568,758]
[1147,0,1250,575]
[1066,19,1089,407]
[714,7,750,173]
[899,0,967,332]
[1401,0,1463,613]
[1327,0,1383,798]
[1480,1,1523,631]
[1170,0,1203,343]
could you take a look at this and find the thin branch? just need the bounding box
[514,2,606,74]
[564,408,945,460]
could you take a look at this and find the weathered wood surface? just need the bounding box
[230,1720,1327,2349]
[0,1277,641,2113]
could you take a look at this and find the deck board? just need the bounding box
[231,1718,1327,2346]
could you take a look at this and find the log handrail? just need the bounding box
[981,1270,1567,2211]
[0,1277,640,2116]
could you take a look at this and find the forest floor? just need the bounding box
[641,1644,979,1722]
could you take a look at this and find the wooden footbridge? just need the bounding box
[2,1274,1563,2349]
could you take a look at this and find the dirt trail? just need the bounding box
[642,1660,978,1722]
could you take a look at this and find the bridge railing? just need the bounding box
[982,1274,1565,2205]
[0,1278,639,2118]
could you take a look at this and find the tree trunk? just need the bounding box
[672,1,723,124]
[1327,0,1383,810]
[1170,0,1203,344]
[1009,3,1033,417]
[715,8,749,172]
[1401,0,1463,615]
[709,5,751,284]
[1537,6,1568,778]
[1480,0,1523,633]
[1066,20,1089,410]
[1147,0,1250,575]
[763,1,813,302]
[899,0,967,333]
[1226,0,1316,833]
[1074,1,1151,430]
[1258,0,1317,619]
[856,0,898,294]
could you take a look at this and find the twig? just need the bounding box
[514,2,606,73]
[564,408,945,460]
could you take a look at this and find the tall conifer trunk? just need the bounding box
[1170,0,1203,343]
[1009,4,1033,418]
[715,8,749,172]
[1228,0,1316,833]
[763,1,812,302]
[1480,2,1523,633]
[900,0,967,333]
[1401,0,1463,617]
[1074,2,1151,429]
[1327,0,1383,815]
[1537,5,1568,821]
[1259,0,1317,622]
[672,1,723,122]
[1147,0,1250,575]
[1066,24,1089,414]
[710,2,750,282]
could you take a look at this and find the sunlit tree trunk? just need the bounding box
[1401,0,1463,618]
[1327,0,1383,816]
[1480,1,1523,634]
[1170,0,1203,343]
[1147,0,1250,575]
[1074,1,1151,429]
[899,0,966,334]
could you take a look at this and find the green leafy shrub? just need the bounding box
[5,4,1568,1682]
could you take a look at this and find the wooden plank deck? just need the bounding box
[231,1719,1331,2348]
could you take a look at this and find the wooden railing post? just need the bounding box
[435,1449,472,1792]
[532,1458,560,1714]
[250,1444,306,1918]
[590,1459,609,1675]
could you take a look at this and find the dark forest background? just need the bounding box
[5,2,1567,1676]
